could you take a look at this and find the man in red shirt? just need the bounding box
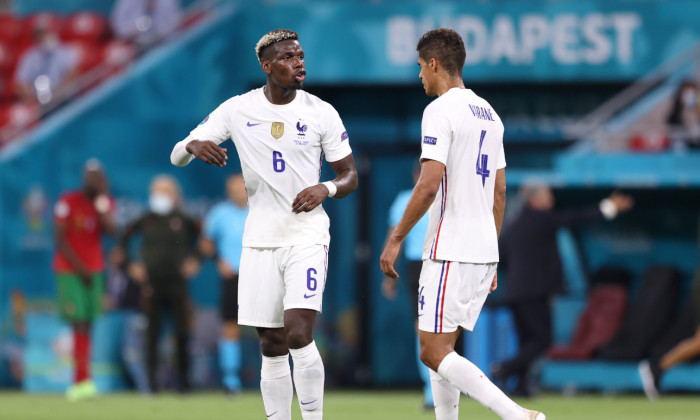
[53,159,115,401]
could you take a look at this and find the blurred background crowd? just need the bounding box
[0,0,699,401]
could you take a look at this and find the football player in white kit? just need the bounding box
[380,29,545,420]
[171,29,357,420]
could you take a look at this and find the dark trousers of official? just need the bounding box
[145,282,190,392]
[502,297,552,394]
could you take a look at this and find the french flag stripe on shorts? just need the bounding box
[434,261,450,333]
[439,262,451,332]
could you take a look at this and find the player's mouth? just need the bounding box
[294,71,306,82]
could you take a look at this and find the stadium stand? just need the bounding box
[0,0,699,399]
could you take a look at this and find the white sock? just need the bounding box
[437,352,526,420]
[290,341,324,420]
[261,354,293,420]
[429,368,460,420]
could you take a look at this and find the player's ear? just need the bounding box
[260,58,272,74]
[428,57,438,73]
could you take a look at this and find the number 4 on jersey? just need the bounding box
[476,130,490,187]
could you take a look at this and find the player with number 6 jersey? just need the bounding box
[171,29,358,420]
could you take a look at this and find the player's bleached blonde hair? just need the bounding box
[255,29,299,62]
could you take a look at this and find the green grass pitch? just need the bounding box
[1,391,699,419]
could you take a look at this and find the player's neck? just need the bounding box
[263,83,297,105]
[436,77,465,97]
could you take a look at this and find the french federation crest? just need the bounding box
[271,122,284,139]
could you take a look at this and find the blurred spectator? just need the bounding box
[200,174,248,395]
[53,159,116,401]
[639,217,700,399]
[667,80,700,149]
[0,291,26,386]
[14,21,78,105]
[492,184,633,397]
[381,165,433,410]
[119,175,200,394]
[104,247,150,393]
[110,0,182,48]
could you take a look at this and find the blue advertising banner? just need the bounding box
[234,0,700,82]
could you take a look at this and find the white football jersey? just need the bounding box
[420,88,506,264]
[172,87,352,247]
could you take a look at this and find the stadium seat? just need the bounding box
[0,14,23,43]
[102,41,136,75]
[0,74,13,104]
[67,41,104,74]
[1,103,40,130]
[62,12,109,45]
[0,41,17,77]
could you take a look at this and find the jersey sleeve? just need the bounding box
[419,105,451,165]
[497,142,506,169]
[189,99,233,144]
[320,103,352,163]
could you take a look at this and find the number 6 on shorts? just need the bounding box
[307,268,317,291]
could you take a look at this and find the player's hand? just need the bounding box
[128,262,148,283]
[380,237,402,279]
[292,184,328,214]
[382,277,398,300]
[608,191,634,214]
[181,256,201,279]
[78,271,93,287]
[186,140,228,167]
[217,259,235,280]
[489,272,498,294]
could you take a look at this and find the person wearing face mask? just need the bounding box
[14,21,78,105]
[668,80,700,148]
[119,174,201,394]
[53,159,116,401]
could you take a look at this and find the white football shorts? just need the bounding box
[237,244,329,328]
[417,259,497,334]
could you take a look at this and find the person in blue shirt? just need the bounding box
[382,165,432,409]
[201,174,249,394]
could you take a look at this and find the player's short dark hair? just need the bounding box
[255,29,299,62]
[416,28,466,76]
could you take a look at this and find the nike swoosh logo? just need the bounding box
[417,314,424,317]
[266,411,277,418]
[300,400,317,405]
[304,293,316,299]
[247,122,262,127]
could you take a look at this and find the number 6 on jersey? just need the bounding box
[273,151,285,173]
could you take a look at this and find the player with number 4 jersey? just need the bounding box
[380,28,544,420]
[171,29,357,420]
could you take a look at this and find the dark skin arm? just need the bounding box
[380,159,443,279]
[185,140,228,167]
[55,223,92,286]
[292,154,358,213]
[184,138,358,211]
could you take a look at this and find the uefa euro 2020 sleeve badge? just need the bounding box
[271,122,284,139]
